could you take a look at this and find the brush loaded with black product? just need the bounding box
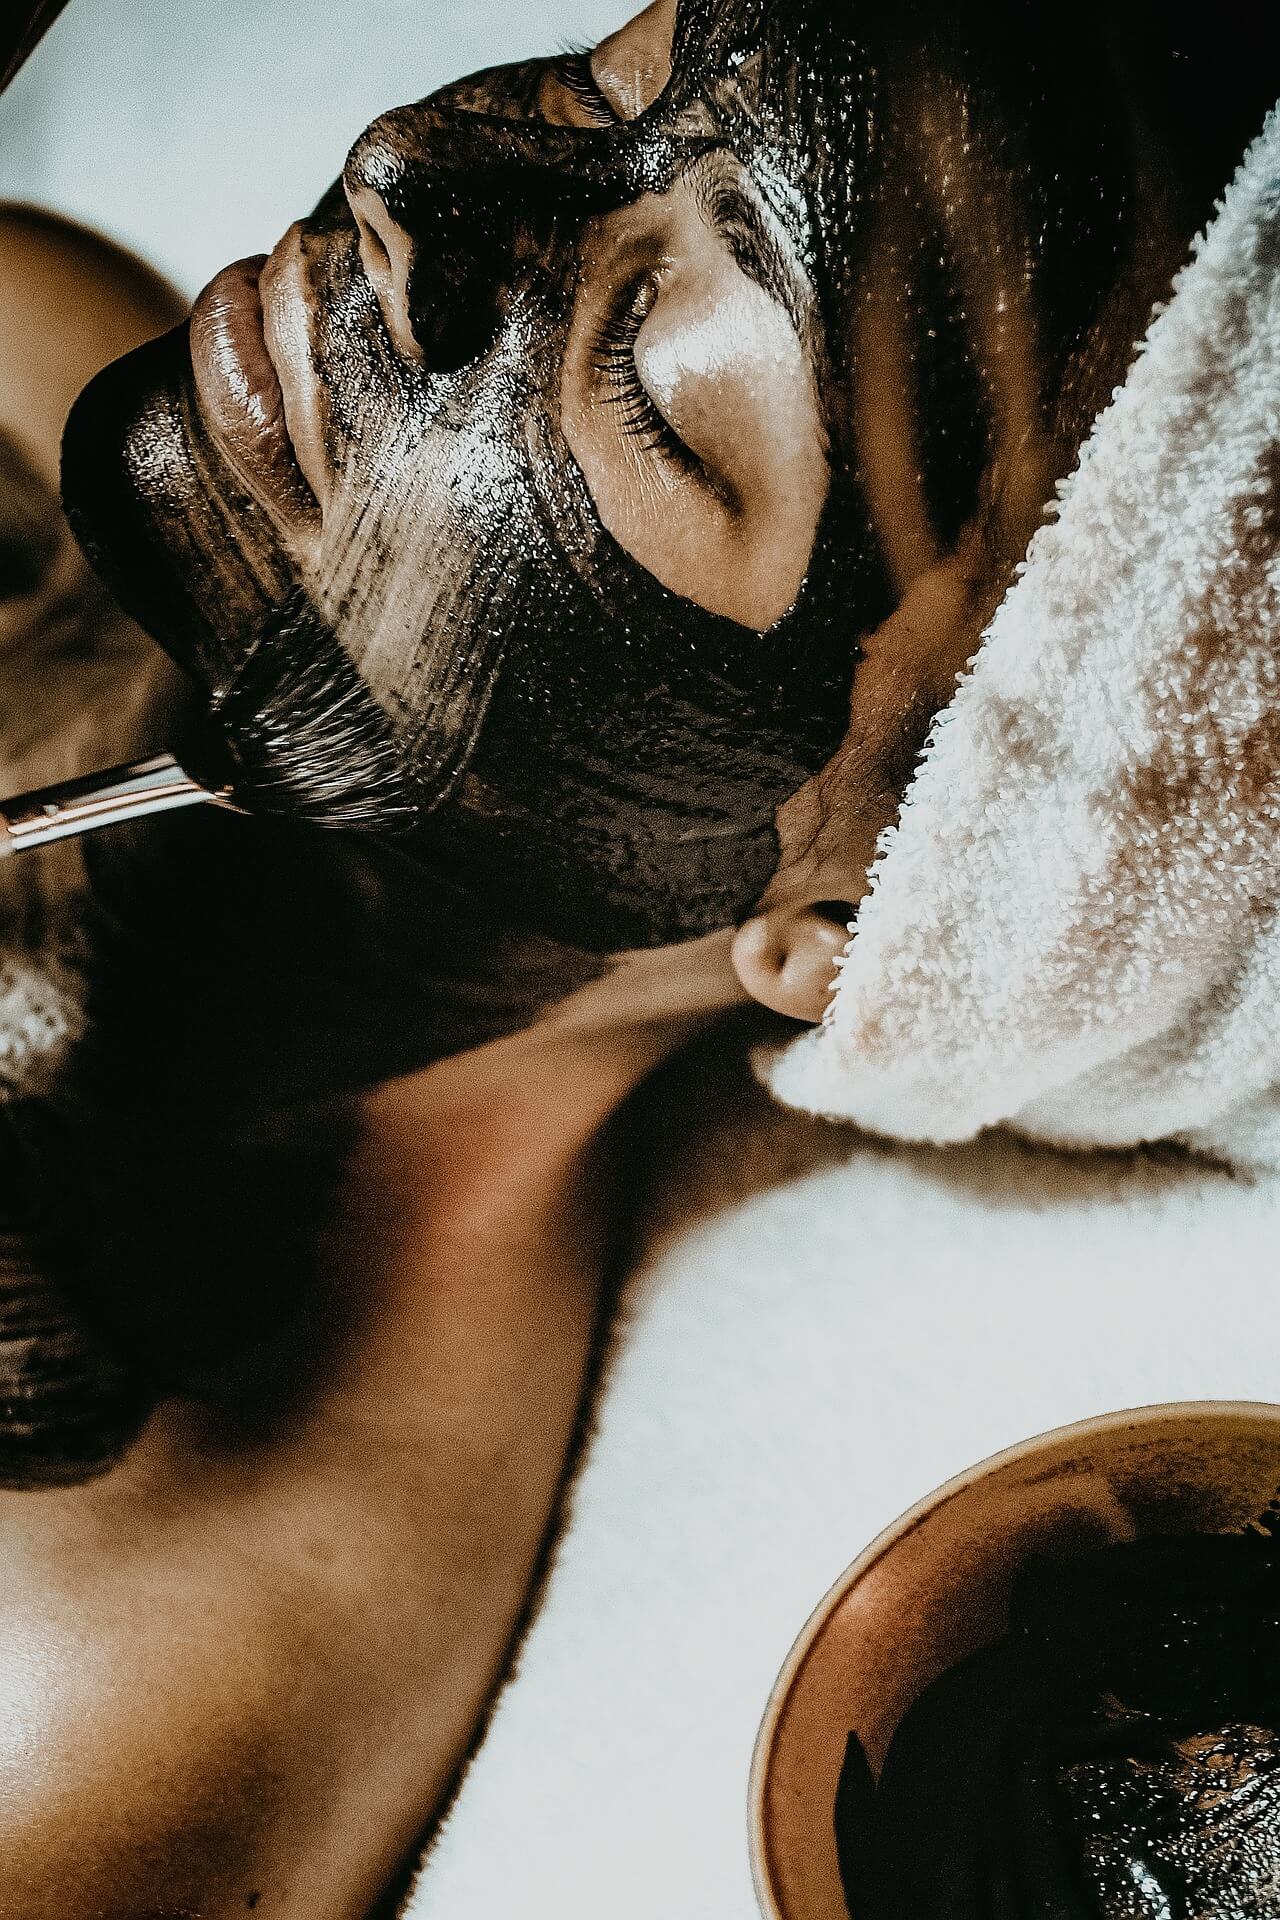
[0,588,421,858]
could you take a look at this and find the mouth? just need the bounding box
[188,248,322,540]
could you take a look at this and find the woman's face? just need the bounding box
[63,0,892,954]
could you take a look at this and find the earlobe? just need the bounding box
[730,902,853,1023]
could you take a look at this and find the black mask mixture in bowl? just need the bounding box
[750,1405,1280,1920]
[836,1530,1280,1918]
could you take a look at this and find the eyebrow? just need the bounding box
[698,174,810,339]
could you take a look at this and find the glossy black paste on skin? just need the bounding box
[835,1532,1280,1918]
[62,0,1276,953]
[63,22,891,952]
[31,0,1278,1479]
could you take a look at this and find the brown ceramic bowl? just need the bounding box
[749,1400,1280,1920]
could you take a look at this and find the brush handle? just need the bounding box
[1,2,72,94]
[0,753,233,856]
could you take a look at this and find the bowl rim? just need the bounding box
[746,1396,1280,1920]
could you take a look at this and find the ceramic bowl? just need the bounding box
[748,1400,1280,1920]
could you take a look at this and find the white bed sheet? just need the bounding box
[409,1065,1280,1917]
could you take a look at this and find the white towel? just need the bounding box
[769,108,1280,1170]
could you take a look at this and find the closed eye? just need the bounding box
[549,50,621,128]
[590,272,702,483]
[561,156,829,631]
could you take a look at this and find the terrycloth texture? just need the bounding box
[770,108,1280,1169]
[406,1054,1280,1919]
[0,946,81,1096]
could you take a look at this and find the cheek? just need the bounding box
[304,345,544,717]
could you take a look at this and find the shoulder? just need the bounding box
[0,1433,367,1920]
[0,202,184,488]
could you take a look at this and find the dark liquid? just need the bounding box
[835,1532,1280,1917]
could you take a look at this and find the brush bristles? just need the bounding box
[209,590,420,832]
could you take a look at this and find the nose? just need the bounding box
[344,169,422,365]
[342,108,509,372]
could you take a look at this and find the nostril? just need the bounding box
[346,183,423,364]
[407,264,506,375]
[346,176,507,374]
[359,216,391,285]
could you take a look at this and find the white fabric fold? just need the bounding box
[769,108,1280,1169]
[408,1073,1280,1920]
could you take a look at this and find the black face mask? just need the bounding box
[65,0,1276,960]
[63,27,888,955]
[388,421,868,952]
[294,85,880,950]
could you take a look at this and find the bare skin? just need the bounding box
[0,206,753,1917]
[0,34,1076,1920]
[0,937,744,1919]
[0,89,934,1909]
[0,205,184,789]
[0,205,181,490]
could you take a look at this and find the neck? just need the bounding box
[265,927,744,1431]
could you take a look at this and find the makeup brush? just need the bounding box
[0,591,419,858]
[0,752,237,858]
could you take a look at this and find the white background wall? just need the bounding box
[0,0,631,295]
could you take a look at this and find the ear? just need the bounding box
[730,899,854,1022]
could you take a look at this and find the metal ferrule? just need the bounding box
[0,753,234,857]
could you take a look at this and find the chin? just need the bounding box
[61,326,290,689]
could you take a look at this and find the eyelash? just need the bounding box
[550,50,616,128]
[589,277,701,479]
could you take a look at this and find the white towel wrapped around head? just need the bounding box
[769,107,1280,1171]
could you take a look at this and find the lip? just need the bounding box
[189,250,321,536]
